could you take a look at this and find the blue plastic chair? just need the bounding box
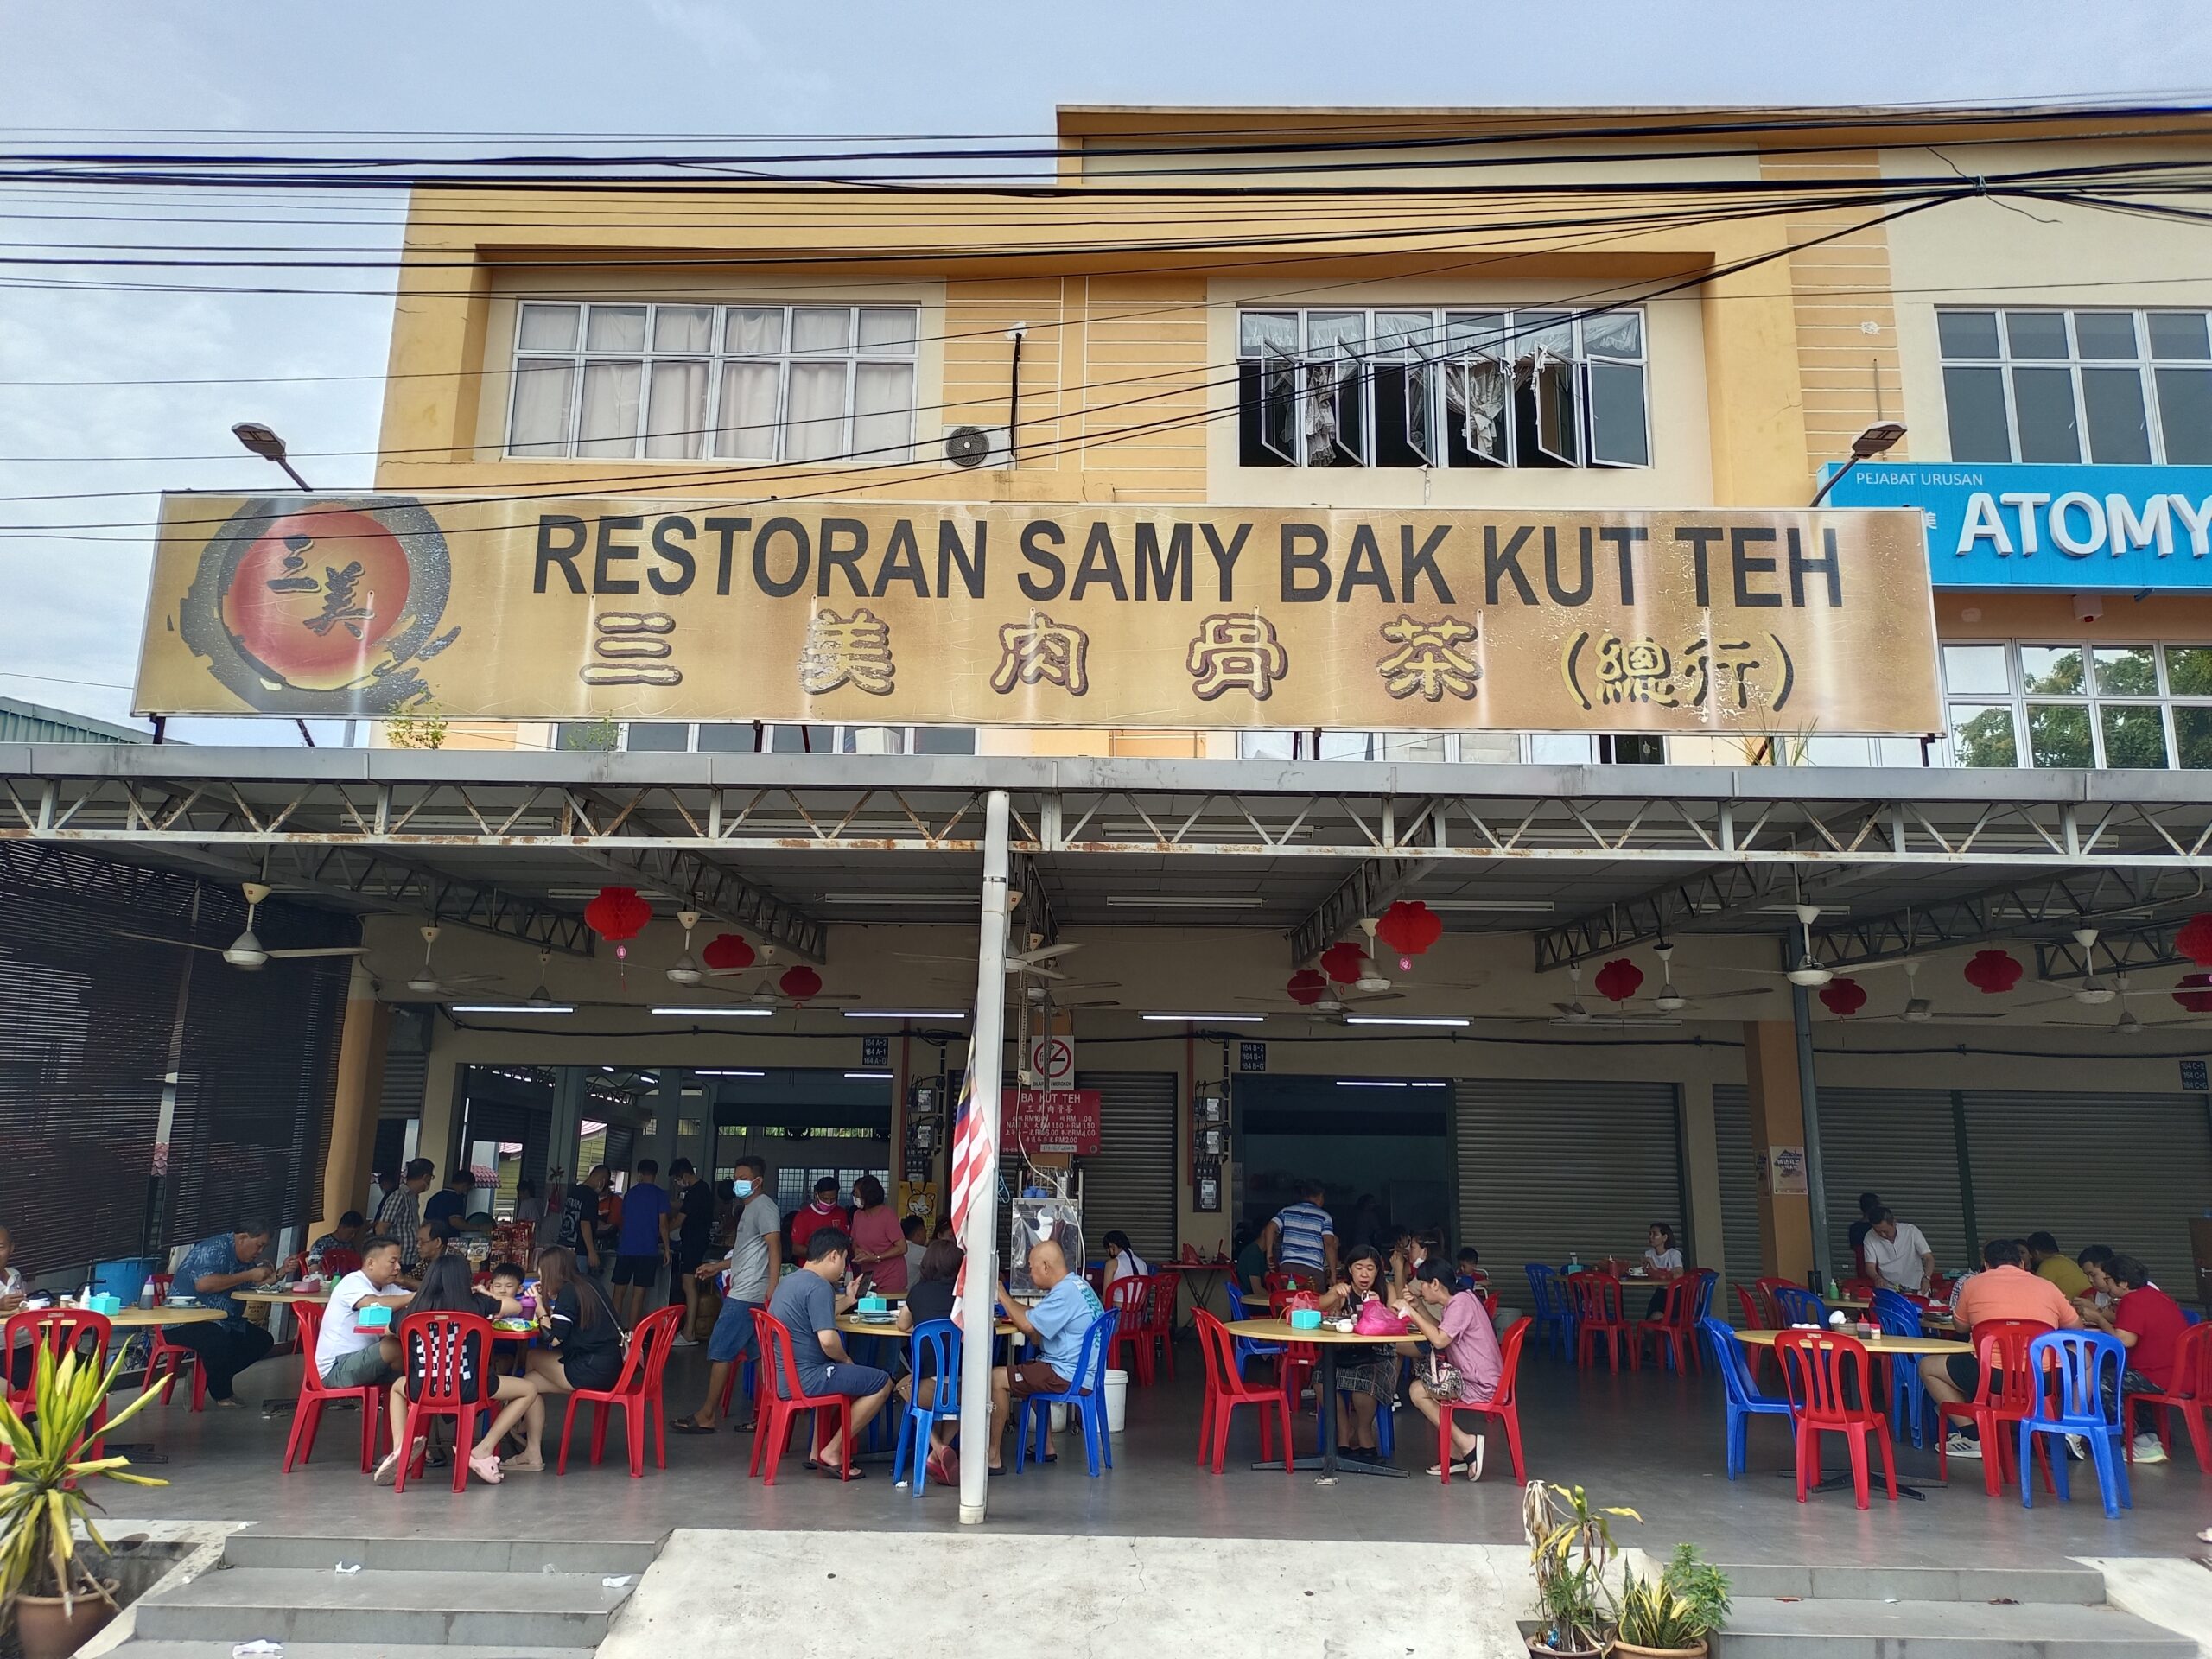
[1871,1290,1928,1447]
[1012,1308,1118,1477]
[1224,1283,1281,1379]
[1702,1316,1792,1478]
[891,1319,960,1499]
[1524,1264,1575,1361]
[2019,1330,2132,1518]
[1323,1356,1397,1461]
[1772,1285,1828,1328]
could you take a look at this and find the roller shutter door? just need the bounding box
[1454,1078,1683,1274]
[1074,1071,1179,1263]
[1713,1085,1765,1311]
[1962,1090,2212,1289]
[1811,1089,1964,1279]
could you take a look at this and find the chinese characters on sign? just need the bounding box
[1002,1087,1103,1155]
[1376,614,1481,702]
[798,608,894,696]
[1565,632,1794,715]
[1187,613,1288,701]
[582,612,681,686]
[990,610,1090,696]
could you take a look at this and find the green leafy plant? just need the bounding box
[383,702,448,750]
[0,1344,168,1616]
[558,715,620,753]
[1522,1479,1640,1655]
[1616,1544,1732,1650]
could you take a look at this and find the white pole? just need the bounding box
[957,788,1012,1525]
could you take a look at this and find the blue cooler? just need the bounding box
[92,1255,158,1308]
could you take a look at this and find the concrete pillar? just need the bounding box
[1743,1020,1813,1285]
[314,964,390,1238]
[547,1066,583,1192]
[1678,1077,1726,1283]
[416,1053,464,1185]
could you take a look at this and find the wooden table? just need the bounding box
[1224,1318,1408,1481]
[1735,1327,1966,1500]
[836,1315,1015,1340]
[22,1304,226,1330]
[236,1288,333,1306]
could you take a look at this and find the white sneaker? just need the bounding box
[671,1333,698,1348]
[2063,1433,2087,1462]
[2130,1433,2167,1465]
[1943,1432,1981,1459]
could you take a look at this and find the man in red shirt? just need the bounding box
[1918,1238,2078,1459]
[790,1178,851,1262]
[2075,1251,2187,1464]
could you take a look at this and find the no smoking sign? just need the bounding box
[1027,1033,1075,1087]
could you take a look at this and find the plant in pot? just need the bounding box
[1614,1543,1733,1658]
[1522,1479,1640,1658]
[0,1343,169,1659]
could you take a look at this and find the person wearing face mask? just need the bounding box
[670,1155,780,1434]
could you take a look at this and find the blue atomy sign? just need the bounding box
[1823,462,2212,589]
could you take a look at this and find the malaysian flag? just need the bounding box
[945,1058,993,1327]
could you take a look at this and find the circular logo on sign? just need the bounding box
[1030,1035,1074,1086]
[177,496,460,714]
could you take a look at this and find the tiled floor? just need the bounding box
[98,1336,2211,1562]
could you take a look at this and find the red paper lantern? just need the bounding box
[583,885,652,943]
[1287,969,1328,1007]
[2176,913,2212,967]
[1819,976,1868,1017]
[2174,971,2212,1014]
[1961,949,2023,995]
[779,965,823,1003]
[1373,899,1445,971]
[701,933,755,972]
[1592,957,1644,1004]
[1319,942,1368,985]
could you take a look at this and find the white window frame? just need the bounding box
[1234,729,1669,764]
[1936,639,2212,770]
[1936,307,2212,466]
[1236,306,1649,470]
[505,300,919,464]
[556,720,976,756]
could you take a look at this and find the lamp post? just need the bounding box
[1808,421,1907,508]
[230,421,320,746]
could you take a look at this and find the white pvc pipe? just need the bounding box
[957,788,1012,1524]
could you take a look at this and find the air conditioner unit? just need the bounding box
[941,423,1013,470]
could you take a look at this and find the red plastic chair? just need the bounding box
[750,1309,854,1484]
[1192,1310,1294,1475]
[138,1274,206,1413]
[1774,1328,1896,1509]
[391,1310,498,1493]
[556,1304,683,1478]
[1637,1279,1695,1373]
[1146,1273,1179,1381]
[1106,1275,1160,1387]
[1439,1316,1532,1485]
[319,1249,364,1279]
[1936,1319,2056,1498]
[280,1301,388,1473]
[2124,1323,2210,1470]
[1753,1277,1800,1324]
[1570,1273,1631,1372]
[3,1310,111,1458]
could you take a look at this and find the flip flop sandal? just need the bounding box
[728,1419,756,1432]
[818,1461,865,1481]
[671,1420,716,1435]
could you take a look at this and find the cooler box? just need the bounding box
[92,1256,158,1308]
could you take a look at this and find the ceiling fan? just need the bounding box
[1647,942,1770,1013]
[403,925,501,996]
[111,881,371,971]
[898,938,1085,980]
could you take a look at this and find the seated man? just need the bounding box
[2025,1231,2092,1299]
[1917,1236,2079,1458]
[315,1233,410,1391]
[167,1218,281,1408]
[308,1211,365,1261]
[989,1237,1106,1473]
[408,1218,455,1287]
[765,1227,890,1478]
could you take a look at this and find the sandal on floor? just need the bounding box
[467,1453,504,1485]
[817,1460,865,1481]
[1426,1458,1476,1478]
[728,1419,756,1433]
[670,1419,716,1435]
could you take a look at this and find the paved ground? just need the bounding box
[92,1334,2210,1566]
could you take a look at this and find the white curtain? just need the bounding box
[576,360,642,457]
[645,360,709,459]
[851,362,913,462]
[507,359,574,455]
[785,361,849,461]
[714,361,779,460]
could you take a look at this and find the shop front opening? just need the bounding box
[1235,1074,1452,1260]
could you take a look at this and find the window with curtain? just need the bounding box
[507,301,920,465]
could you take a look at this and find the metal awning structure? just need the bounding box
[7,747,2212,972]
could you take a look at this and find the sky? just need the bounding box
[3,0,2210,741]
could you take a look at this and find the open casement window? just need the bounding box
[1402,355,1438,465]
[1582,310,1650,467]
[1527,347,1581,467]
[1257,344,1301,465]
[1303,351,1368,467]
[1445,354,1510,465]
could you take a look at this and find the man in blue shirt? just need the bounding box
[166,1220,277,1407]
[1262,1179,1338,1284]
[989,1236,1105,1473]
[611,1160,672,1326]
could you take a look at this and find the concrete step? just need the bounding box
[134,1567,632,1649]
[111,1644,588,1659]
[220,1531,661,1578]
[1714,1597,2196,1657]
[1710,1561,2109,1605]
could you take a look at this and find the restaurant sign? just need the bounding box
[1003,1087,1102,1156]
[134,493,1941,734]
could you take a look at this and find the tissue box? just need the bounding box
[858,1294,887,1314]
[1288,1307,1324,1331]
[357,1304,392,1328]
[86,1294,123,1317]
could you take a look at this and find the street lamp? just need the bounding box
[1808,421,1907,507]
[231,421,311,491]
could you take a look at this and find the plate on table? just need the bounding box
[850,1312,898,1326]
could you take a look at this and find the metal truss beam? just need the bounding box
[1813,866,2208,970]
[1009,853,1058,948]
[1533,864,1792,970]
[2036,913,2212,981]
[286,845,597,956]
[579,846,826,964]
[1289,855,1423,967]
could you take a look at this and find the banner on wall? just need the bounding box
[134,493,1942,733]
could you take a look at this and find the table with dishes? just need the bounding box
[1224,1316,1411,1480]
[1734,1325,1969,1498]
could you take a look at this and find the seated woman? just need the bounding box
[373,1255,546,1484]
[1389,1228,1441,1301]
[892,1236,964,1484]
[1395,1258,1503,1479]
[1100,1230,1150,1297]
[1317,1246,1400,1464]
[1640,1221,1684,1319]
[524,1246,625,1407]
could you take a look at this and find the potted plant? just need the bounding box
[1614,1544,1732,1658]
[1522,1479,1639,1658]
[0,1343,168,1659]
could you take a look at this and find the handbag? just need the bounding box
[1426,1352,1465,1402]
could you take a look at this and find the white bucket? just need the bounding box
[1103,1368,1130,1433]
[1049,1402,1068,1433]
